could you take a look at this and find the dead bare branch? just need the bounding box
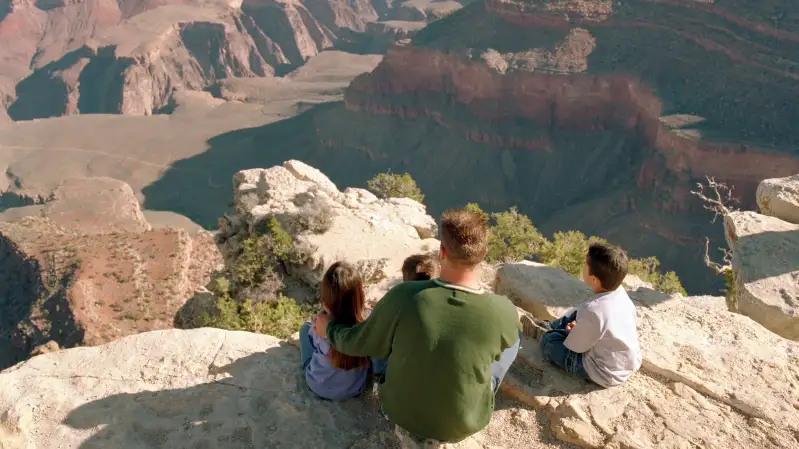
[702,237,732,274]
[690,176,739,222]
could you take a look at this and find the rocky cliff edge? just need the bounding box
[1,164,798,448]
[724,174,799,341]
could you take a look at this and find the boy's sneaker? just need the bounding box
[520,313,551,340]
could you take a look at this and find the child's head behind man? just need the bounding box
[582,242,628,294]
[402,254,439,282]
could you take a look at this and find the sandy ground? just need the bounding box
[483,397,578,449]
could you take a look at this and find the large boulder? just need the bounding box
[496,261,799,447]
[724,211,799,341]
[757,174,799,224]
[221,160,440,289]
[0,328,535,449]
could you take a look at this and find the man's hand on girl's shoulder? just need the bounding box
[314,310,331,338]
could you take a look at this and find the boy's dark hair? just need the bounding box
[402,253,439,281]
[439,208,488,267]
[586,242,628,291]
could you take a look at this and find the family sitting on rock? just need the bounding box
[297,208,642,445]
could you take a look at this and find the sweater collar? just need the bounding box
[433,278,485,295]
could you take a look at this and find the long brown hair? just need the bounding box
[321,261,368,370]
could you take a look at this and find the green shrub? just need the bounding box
[627,256,687,296]
[252,217,292,250]
[486,207,545,263]
[654,271,687,296]
[213,277,230,296]
[232,235,278,289]
[469,203,687,295]
[232,218,291,290]
[538,231,605,276]
[367,172,424,202]
[202,293,313,339]
[196,217,317,339]
[464,202,488,223]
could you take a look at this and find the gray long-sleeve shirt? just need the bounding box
[564,286,642,387]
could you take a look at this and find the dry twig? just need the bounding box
[690,176,738,222]
[702,237,732,274]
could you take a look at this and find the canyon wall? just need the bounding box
[0,0,441,119]
[321,0,799,291]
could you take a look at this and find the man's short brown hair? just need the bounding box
[439,208,488,267]
[586,242,628,291]
[402,253,439,281]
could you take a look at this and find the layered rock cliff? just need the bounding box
[0,0,454,119]
[5,0,327,118]
[289,0,799,292]
[0,177,221,369]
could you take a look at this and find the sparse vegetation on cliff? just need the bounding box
[467,202,687,295]
[367,172,425,203]
[294,197,334,234]
[627,257,687,296]
[202,277,312,339]
[197,219,313,338]
[486,207,545,263]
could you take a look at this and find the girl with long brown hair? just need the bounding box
[299,261,370,400]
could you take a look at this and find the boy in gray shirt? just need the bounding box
[524,242,642,387]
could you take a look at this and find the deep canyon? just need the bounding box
[2,0,799,293]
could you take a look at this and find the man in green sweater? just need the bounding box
[315,208,522,443]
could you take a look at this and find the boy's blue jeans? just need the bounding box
[540,311,591,380]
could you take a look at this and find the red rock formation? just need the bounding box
[0,177,222,369]
[344,0,799,211]
[330,0,799,293]
[0,0,433,118]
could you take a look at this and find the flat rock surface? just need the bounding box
[0,328,574,449]
[142,210,204,233]
[501,337,796,449]
[43,177,151,234]
[757,174,799,224]
[724,211,799,341]
[496,261,799,446]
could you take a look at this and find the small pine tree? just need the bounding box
[232,218,292,291]
[654,271,687,296]
[367,172,424,202]
[538,231,606,277]
[486,207,545,263]
[201,294,312,339]
[464,202,488,223]
[627,256,686,296]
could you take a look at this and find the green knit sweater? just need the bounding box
[327,279,521,442]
